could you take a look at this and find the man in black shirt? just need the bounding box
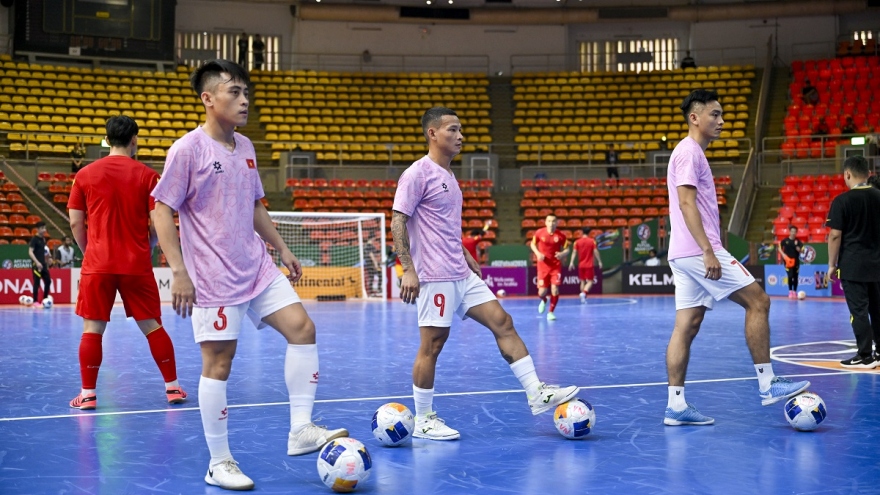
[27,221,52,307]
[826,156,880,369]
[779,227,803,299]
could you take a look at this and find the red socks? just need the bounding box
[146,326,179,383]
[79,333,103,389]
[549,295,559,312]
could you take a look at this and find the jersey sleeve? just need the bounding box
[392,167,423,217]
[145,169,161,211]
[826,196,845,231]
[252,158,265,202]
[152,142,192,211]
[670,150,700,188]
[67,176,85,211]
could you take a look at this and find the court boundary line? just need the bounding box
[0,370,854,423]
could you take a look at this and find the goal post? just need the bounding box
[268,212,388,300]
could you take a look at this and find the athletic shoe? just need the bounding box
[839,354,879,370]
[579,292,586,304]
[32,302,42,309]
[664,403,715,426]
[205,459,254,491]
[70,392,97,410]
[528,383,579,415]
[759,376,811,406]
[413,412,460,440]
[788,291,796,299]
[166,387,188,404]
[546,311,557,321]
[287,423,349,455]
[537,300,546,314]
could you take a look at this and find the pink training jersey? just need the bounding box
[666,136,723,260]
[152,127,278,307]
[393,155,471,283]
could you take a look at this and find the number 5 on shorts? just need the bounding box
[434,294,445,317]
[214,307,227,331]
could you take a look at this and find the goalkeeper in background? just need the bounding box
[778,226,803,299]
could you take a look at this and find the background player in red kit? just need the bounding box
[67,115,186,410]
[530,215,569,320]
[461,220,491,263]
[569,229,603,304]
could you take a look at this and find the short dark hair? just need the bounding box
[62,235,71,241]
[788,225,798,232]
[421,107,458,139]
[190,59,250,96]
[680,89,720,122]
[105,115,139,147]
[843,155,870,178]
[469,229,483,236]
[582,228,591,234]
[35,221,46,229]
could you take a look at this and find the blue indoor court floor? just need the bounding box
[1,294,878,495]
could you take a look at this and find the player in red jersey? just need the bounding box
[67,115,186,410]
[569,229,603,304]
[530,215,569,320]
[461,220,491,263]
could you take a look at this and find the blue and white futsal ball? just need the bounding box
[42,295,53,308]
[553,398,596,439]
[784,392,827,431]
[317,437,372,492]
[19,295,33,305]
[371,402,415,447]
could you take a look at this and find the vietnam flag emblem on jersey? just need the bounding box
[246,159,256,169]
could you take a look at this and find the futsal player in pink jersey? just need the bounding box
[392,107,578,441]
[151,60,347,491]
[663,89,809,427]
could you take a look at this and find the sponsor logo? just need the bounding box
[637,223,651,241]
[212,161,224,174]
[767,274,778,286]
[219,407,228,421]
[542,394,554,404]
[246,158,256,169]
[489,260,527,267]
[628,273,675,286]
[800,245,817,263]
[441,183,448,192]
[311,371,319,384]
[1,260,11,269]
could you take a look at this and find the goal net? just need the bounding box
[268,212,388,300]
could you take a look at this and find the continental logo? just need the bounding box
[290,267,363,298]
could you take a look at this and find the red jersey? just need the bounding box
[462,235,481,261]
[67,155,159,275]
[573,236,598,268]
[533,227,567,268]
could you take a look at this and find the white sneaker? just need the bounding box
[528,383,579,415]
[579,292,586,304]
[205,459,255,491]
[413,412,460,440]
[288,423,349,455]
[537,300,546,314]
[547,311,556,321]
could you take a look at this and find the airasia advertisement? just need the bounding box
[527,267,603,296]
[0,269,72,304]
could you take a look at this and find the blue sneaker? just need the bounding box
[663,403,715,426]
[759,376,810,406]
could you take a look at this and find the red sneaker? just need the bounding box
[70,392,97,410]
[166,387,187,404]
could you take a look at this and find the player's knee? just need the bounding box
[493,311,515,335]
[297,316,316,342]
[752,291,771,315]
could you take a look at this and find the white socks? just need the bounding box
[413,385,434,418]
[286,344,319,433]
[165,379,180,390]
[668,386,686,411]
[509,355,542,398]
[755,363,775,391]
[199,376,232,466]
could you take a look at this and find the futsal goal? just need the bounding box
[268,212,388,300]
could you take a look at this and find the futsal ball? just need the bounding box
[317,437,372,493]
[553,398,596,439]
[19,295,33,305]
[784,392,827,431]
[797,291,807,300]
[371,402,414,447]
[496,289,507,298]
[42,296,53,308]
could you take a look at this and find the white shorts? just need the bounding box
[192,274,301,343]
[417,272,496,327]
[669,249,755,311]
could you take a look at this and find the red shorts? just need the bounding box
[536,263,562,288]
[76,273,161,322]
[578,266,596,282]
